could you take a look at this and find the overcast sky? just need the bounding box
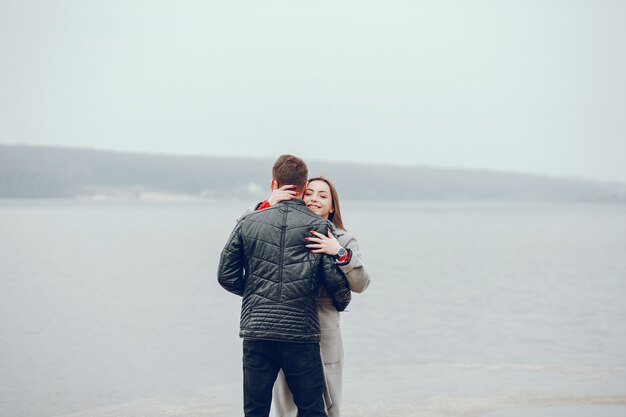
[1,1,625,182]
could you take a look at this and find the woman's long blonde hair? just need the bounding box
[308,176,346,231]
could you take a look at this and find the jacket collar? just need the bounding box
[277,199,306,207]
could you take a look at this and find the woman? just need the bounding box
[254,177,371,417]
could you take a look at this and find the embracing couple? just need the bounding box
[218,154,371,417]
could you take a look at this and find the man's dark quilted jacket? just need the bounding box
[218,199,352,343]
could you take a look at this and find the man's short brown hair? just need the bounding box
[272,154,308,190]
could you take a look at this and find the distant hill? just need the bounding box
[1,145,625,202]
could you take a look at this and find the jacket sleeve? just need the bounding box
[319,253,352,312]
[337,232,371,293]
[217,222,246,296]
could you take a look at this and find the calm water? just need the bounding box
[1,200,625,417]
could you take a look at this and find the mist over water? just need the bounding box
[1,200,625,417]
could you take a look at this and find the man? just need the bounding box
[218,154,351,417]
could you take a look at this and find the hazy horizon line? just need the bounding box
[2,142,623,186]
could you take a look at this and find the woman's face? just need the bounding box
[304,180,333,219]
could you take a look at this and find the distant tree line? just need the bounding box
[1,145,625,202]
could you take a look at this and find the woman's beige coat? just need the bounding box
[272,230,371,417]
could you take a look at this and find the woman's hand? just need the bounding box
[268,185,299,206]
[306,229,342,255]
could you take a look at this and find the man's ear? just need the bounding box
[270,179,278,191]
[298,181,309,198]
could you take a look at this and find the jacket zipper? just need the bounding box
[278,205,288,301]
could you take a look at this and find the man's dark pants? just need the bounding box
[243,339,327,417]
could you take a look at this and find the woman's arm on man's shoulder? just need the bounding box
[236,184,299,222]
